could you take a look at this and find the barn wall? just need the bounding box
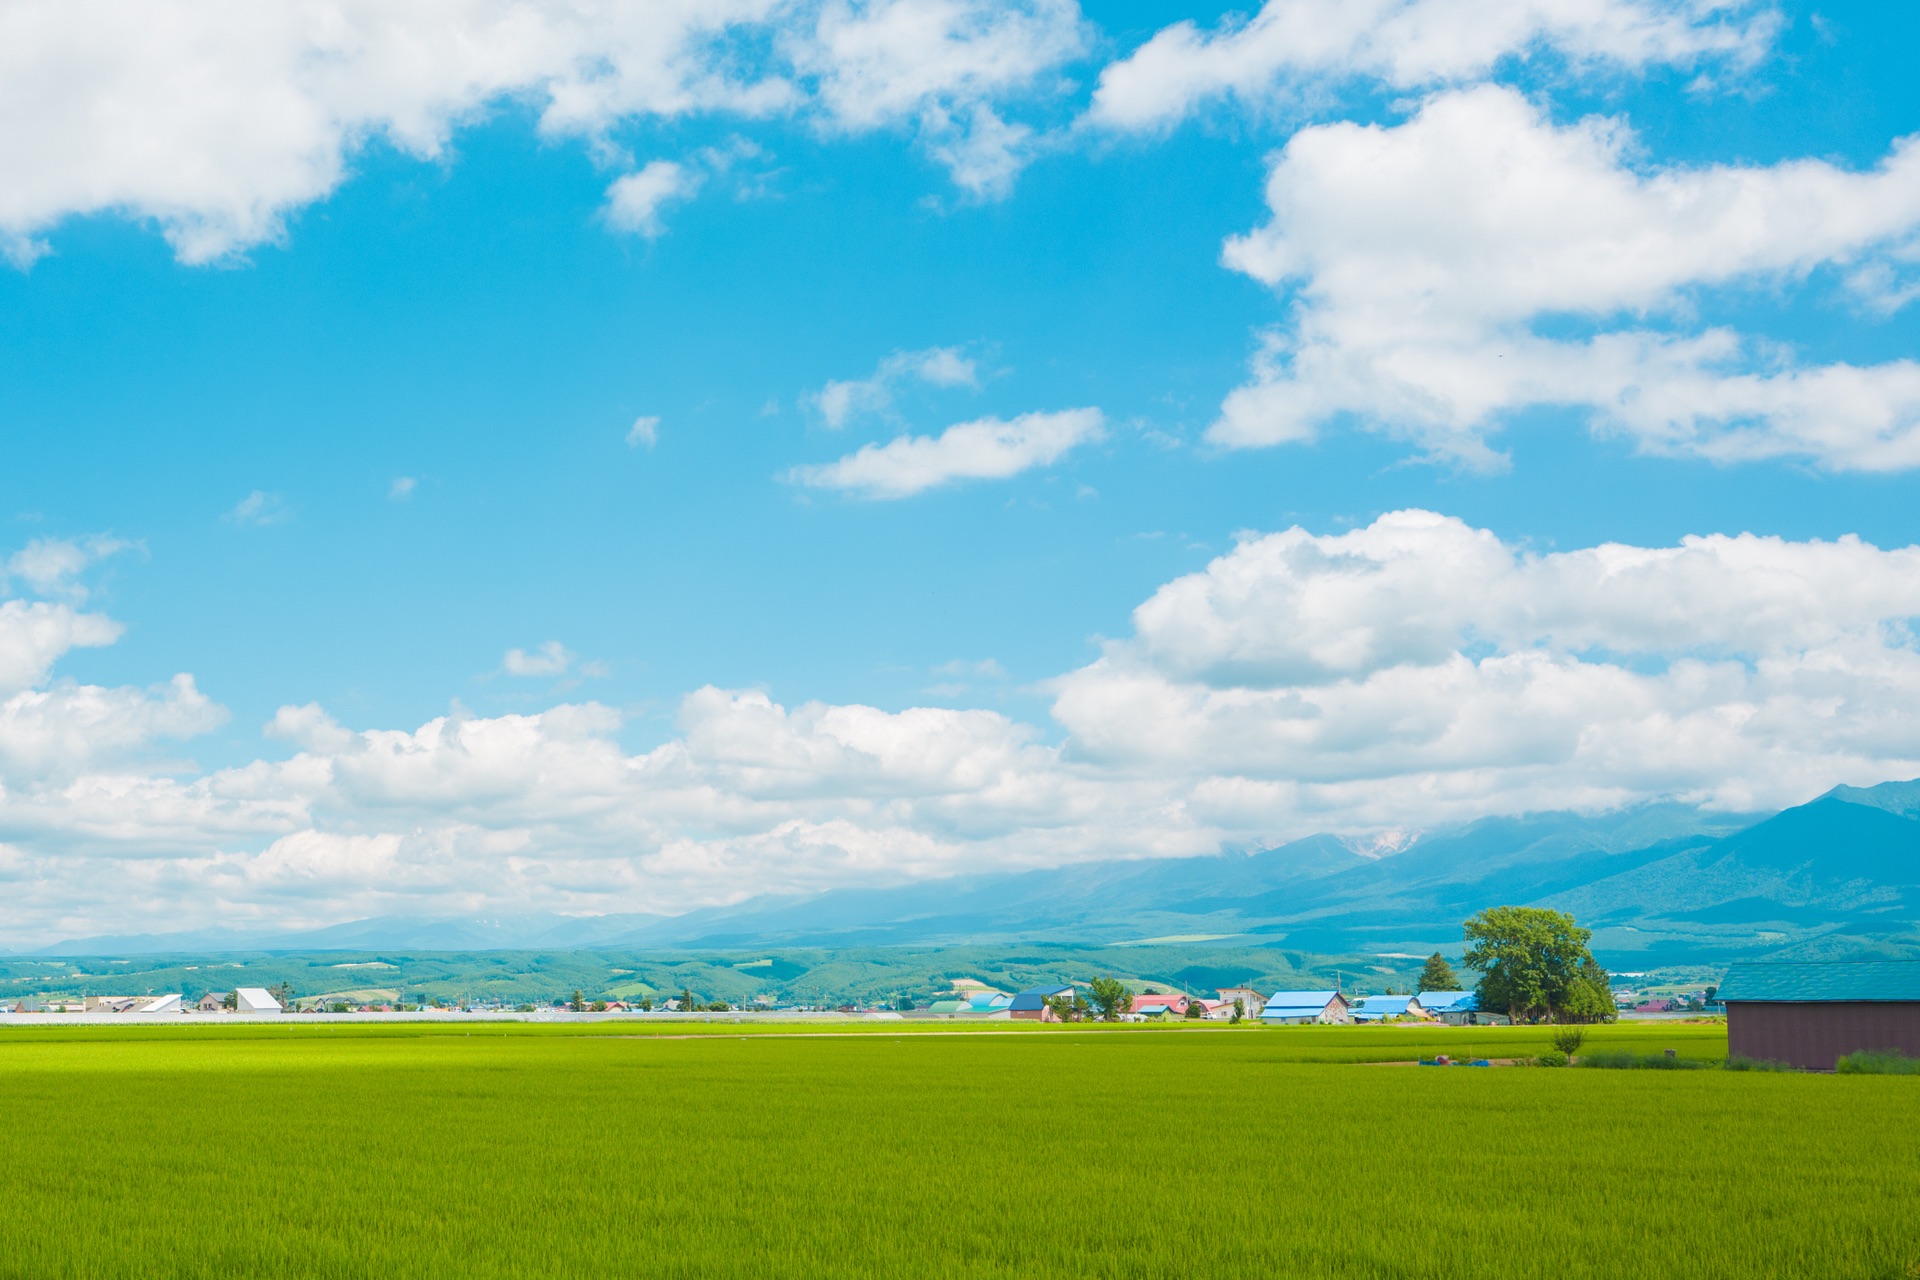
[1727,1001,1920,1070]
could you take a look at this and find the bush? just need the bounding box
[1723,1055,1795,1073]
[1835,1050,1920,1075]
[1574,1050,1707,1070]
[1533,1051,1569,1067]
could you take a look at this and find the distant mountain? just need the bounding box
[33,780,1920,965]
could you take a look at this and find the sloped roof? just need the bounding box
[1009,986,1073,1011]
[1351,996,1417,1018]
[1717,961,1920,1003]
[234,987,281,1010]
[1417,991,1477,1011]
[1260,991,1342,1016]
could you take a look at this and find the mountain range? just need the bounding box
[25,779,1920,964]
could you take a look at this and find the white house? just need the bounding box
[234,987,282,1013]
[136,994,183,1014]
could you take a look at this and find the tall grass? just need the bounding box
[0,1026,1913,1278]
[1835,1049,1920,1075]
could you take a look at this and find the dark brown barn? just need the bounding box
[1717,961,1920,1071]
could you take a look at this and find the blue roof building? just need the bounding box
[1259,991,1350,1024]
[1350,995,1425,1022]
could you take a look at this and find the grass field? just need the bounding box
[2,1022,1915,1279]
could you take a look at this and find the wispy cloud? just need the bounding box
[787,407,1104,499]
[501,641,574,678]
[626,415,660,448]
[389,477,416,500]
[226,491,290,526]
[603,161,701,240]
[815,347,980,429]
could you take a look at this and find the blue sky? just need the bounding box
[3,0,1919,941]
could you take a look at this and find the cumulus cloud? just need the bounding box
[815,345,979,427]
[786,406,1103,497]
[1085,0,1775,133]
[0,600,123,695]
[7,510,1920,942]
[1051,510,1920,823]
[794,0,1087,197]
[501,641,574,678]
[0,0,1089,263]
[626,415,661,448]
[1211,86,1920,470]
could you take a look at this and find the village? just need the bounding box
[3,979,1719,1023]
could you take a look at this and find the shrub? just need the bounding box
[1575,1050,1707,1070]
[1835,1050,1920,1075]
[1533,1051,1569,1068]
[1722,1055,1795,1073]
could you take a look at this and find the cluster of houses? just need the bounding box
[6,988,284,1015]
[916,985,1511,1025]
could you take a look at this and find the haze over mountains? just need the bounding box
[27,780,1920,965]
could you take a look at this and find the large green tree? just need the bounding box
[1461,907,1614,1023]
[1087,977,1131,1022]
[1418,953,1459,992]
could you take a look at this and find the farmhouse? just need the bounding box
[1417,991,1510,1026]
[1259,991,1351,1025]
[1718,960,1920,1071]
[1215,988,1265,1018]
[1009,986,1073,1021]
[1129,993,1190,1019]
[234,987,283,1014]
[1349,995,1427,1023]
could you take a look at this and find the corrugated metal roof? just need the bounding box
[1351,996,1416,1018]
[1417,991,1477,1011]
[1008,986,1072,1011]
[1717,961,1920,1003]
[1260,991,1342,1018]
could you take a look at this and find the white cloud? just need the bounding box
[1212,86,1920,470]
[786,406,1103,498]
[1085,0,1776,133]
[603,160,702,238]
[814,345,978,427]
[0,600,123,694]
[626,415,660,448]
[226,490,290,526]
[0,0,1090,263]
[501,641,574,678]
[389,476,416,500]
[8,509,1920,941]
[3,535,132,601]
[794,0,1087,197]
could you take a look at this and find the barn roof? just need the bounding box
[1009,986,1072,1011]
[1717,961,1920,1003]
[1351,996,1418,1018]
[1417,991,1477,1011]
[1260,991,1343,1016]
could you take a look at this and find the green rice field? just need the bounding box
[1,1021,1915,1278]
